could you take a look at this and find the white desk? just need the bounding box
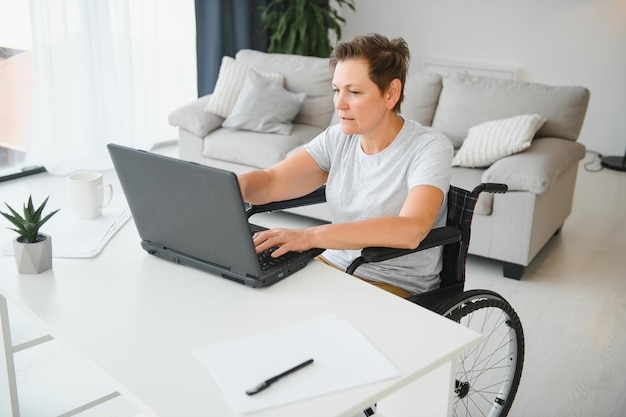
[0,172,480,417]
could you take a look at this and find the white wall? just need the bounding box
[340,0,626,156]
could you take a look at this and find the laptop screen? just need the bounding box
[108,144,263,278]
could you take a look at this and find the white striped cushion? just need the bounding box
[204,56,284,118]
[452,114,547,168]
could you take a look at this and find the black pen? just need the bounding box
[245,358,314,396]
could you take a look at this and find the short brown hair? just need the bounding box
[330,33,410,113]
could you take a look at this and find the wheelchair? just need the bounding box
[247,183,525,417]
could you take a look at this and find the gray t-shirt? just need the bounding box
[305,119,453,294]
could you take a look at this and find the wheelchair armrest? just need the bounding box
[361,226,462,262]
[246,186,326,218]
[471,182,508,197]
[345,226,462,275]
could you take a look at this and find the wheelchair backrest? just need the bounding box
[440,186,479,288]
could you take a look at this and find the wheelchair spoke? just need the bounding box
[460,329,514,384]
[442,292,524,417]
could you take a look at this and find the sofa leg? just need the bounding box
[503,262,525,280]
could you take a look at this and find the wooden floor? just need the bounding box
[6,150,626,417]
[465,156,626,417]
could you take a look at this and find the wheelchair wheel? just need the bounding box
[436,290,524,417]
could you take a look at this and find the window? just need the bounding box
[0,1,196,178]
[0,1,42,180]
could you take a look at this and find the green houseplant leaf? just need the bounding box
[1,195,60,243]
[261,0,356,58]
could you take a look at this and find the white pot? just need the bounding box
[12,233,53,274]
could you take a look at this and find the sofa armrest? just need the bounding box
[481,137,586,194]
[168,94,224,137]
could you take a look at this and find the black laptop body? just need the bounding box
[107,143,323,288]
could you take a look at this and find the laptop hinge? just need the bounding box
[230,268,249,277]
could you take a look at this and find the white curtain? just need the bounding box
[26,0,197,175]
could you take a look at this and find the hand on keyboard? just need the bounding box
[252,227,316,258]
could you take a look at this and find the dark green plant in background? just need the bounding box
[261,0,356,58]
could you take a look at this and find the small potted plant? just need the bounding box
[1,195,60,274]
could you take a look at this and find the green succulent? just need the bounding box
[1,195,60,243]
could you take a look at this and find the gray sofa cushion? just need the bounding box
[482,137,586,194]
[235,49,334,130]
[401,72,443,126]
[203,123,324,169]
[168,95,224,138]
[432,73,590,147]
[204,56,285,118]
[452,114,547,168]
[222,69,305,135]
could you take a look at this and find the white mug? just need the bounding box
[67,171,113,219]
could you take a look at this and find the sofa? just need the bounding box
[169,49,590,279]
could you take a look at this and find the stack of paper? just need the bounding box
[2,198,131,258]
[195,315,400,414]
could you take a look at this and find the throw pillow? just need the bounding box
[222,69,306,135]
[204,56,284,118]
[452,114,547,168]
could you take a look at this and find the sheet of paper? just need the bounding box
[2,197,131,258]
[194,315,400,414]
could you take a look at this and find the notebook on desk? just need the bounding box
[107,144,323,288]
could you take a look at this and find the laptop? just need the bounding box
[107,143,323,288]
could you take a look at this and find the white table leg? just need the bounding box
[377,360,454,417]
[0,294,20,417]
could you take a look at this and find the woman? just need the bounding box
[238,33,453,298]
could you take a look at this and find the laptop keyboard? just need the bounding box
[257,247,299,271]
